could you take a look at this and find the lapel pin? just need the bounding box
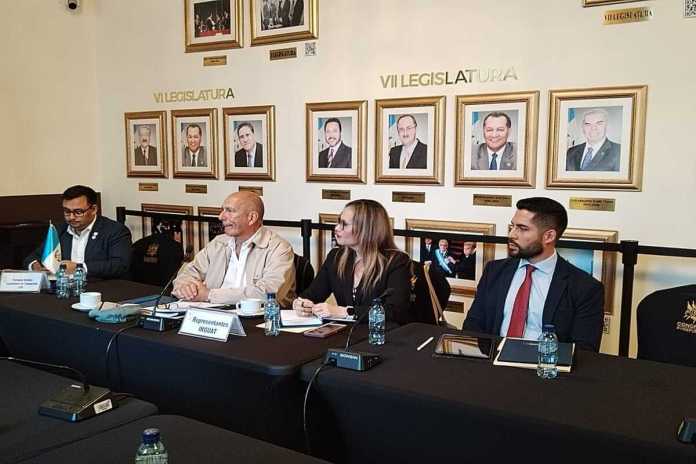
[92,231,99,240]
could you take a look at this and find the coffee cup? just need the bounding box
[79,291,102,309]
[236,298,264,315]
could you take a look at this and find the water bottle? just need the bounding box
[72,263,86,296]
[368,298,385,345]
[134,428,168,463]
[537,324,559,379]
[264,292,280,336]
[56,264,70,299]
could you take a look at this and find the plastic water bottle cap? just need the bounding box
[266,292,276,299]
[142,428,161,444]
[543,324,556,331]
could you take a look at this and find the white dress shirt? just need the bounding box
[399,139,418,168]
[219,229,260,290]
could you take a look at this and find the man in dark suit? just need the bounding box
[463,197,604,351]
[278,0,291,26]
[471,112,517,170]
[318,118,352,168]
[234,122,264,167]
[290,0,303,26]
[420,236,435,263]
[455,241,476,280]
[388,114,427,169]
[134,126,157,166]
[566,108,620,172]
[24,185,132,279]
[182,124,208,167]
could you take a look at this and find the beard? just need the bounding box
[508,240,543,260]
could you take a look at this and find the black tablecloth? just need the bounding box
[25,415,328,463]
[0,280,371,448]
[0,362,157,464]
[300,323,696,464]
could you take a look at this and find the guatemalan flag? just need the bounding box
[40,222,62,274]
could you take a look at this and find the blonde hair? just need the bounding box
[336,199,399,294]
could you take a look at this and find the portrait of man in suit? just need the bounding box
[133,125,158,166]
[388,114,428,169]
[420,236,435,264]
[566,108,621,172]
[182,124,208,168]
[234,122,264,168]
[318,118,352,169]
[433,239,456,277]
[471,112,517,171]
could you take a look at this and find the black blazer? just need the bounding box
[388,140,427,169]
[301,248,412,325]
[318,143,352,168]
[23,216,132,279]
[234,143,264,167]
[463,255,604,351]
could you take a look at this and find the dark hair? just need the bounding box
[236,122,255,135]
[323,117,342,132]
[186,124,202,136]
[63,185,97,205]
[483,111,511,128]
[396,114,417,127]
[516,197,567,241]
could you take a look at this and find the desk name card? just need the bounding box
[0,271,49,293]
[178,308,244,342]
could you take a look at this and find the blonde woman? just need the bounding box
[293,199,412,324]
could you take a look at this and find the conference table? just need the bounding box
[0,280,372,450]
[1,361,157,464]
[27,415,329,463]
[301,323,696,464]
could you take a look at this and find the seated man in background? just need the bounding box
[463,197,604,351]
[24,185,132,279]
[172,191,296,307]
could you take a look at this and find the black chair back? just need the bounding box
[294,254,315,295]
[130,234,185,287]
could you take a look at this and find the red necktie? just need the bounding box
[507,264,535,338]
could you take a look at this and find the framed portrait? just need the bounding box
[223,105,275,181]
[546,85,647,190]
[582,0,643,6]
[454,91,539,187]
[558,228,618,314]
[305,100,367,183]
[171,108,218,179]
[250,0,317,46]
[124,111,168,178]
[375,96,445,185]
[141,203,196,262]
[184,0,243,52]
[197,206,224,249]
[404,219,496,297]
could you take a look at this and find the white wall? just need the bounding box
[4,0,696,355]
[0,0,98,195]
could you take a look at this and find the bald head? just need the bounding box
[218,191,265,242]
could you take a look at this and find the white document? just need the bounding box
[280,309,323,327]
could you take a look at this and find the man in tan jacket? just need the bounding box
[172,191,296,307]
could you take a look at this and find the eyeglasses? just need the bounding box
[62,205,94,217]
[397,125,416,134]
[335,219,353,230]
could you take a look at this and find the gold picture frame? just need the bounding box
[305,100,367,183]
[583,0,645,6]
[197,206,223,249]
[546,85,647,190]
[250,0,318,46]
[171,108,219,179]
[141,203,196,261]
[454,91,539,187]
[124,111,168,178]
[375,96,446,185]
[223,105,276,181]
[559,228,618,315]
[184,0,243,52]
[404,219,496,297]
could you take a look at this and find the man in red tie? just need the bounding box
[463,197,604,351]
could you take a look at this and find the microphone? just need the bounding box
[2,356,115,422]
[138,264,186,332]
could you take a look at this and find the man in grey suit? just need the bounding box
[471,112,517,170]
[566,108,620,172]
[234,122,264,167]
[318,118,352,168]
[134,126,158,166]
[388,114,428,169]
[182,124,208,167]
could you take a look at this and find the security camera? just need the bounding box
[66,0,80,11]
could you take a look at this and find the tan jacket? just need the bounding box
[173,226,296,307]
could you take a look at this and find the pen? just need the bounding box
[416,336,434,351]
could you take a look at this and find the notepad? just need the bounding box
[280,310,323,327]
[493,337,575,372]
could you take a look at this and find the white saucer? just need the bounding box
[236,309,265,318]
[71,302,118,312]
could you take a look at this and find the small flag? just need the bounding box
[40,222,62,274]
